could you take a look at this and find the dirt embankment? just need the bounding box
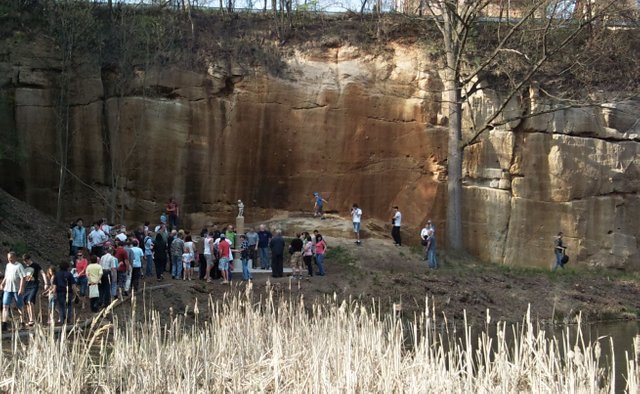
[0,188,67,264]
[117,217,640,325]
[1,190,639,325]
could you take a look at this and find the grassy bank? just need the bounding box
[0,288,636,392]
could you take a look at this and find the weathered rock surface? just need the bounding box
[463,92,640,269]
[0,33,638,270]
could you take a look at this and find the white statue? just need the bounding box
[237,200,244,217]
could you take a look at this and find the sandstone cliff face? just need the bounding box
[0,33,638,270]
[463,94,640,269]
[0,36,448,236]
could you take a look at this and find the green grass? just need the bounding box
[325,245,357,268]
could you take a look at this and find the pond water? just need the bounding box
[459,319,640,393]
[578,320,639,393]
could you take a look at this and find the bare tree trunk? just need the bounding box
[360,0,368,15]
[445,80,463,251]
[443,5,463,251]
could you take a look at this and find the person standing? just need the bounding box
[43,266,57,323]
[89,223,108,257]
[143,230,155,279]
[22,254,46,326]
[391,206,402,246]
[217,234,231,284]
[114,241,130,298]
[166,198,179,230]
[154,232,167,281]
[303,235,314,277]
[170,232,185,280]
[351,204,363,245]
[181,247,194,281]
[420,223,429,261]
[99,248,115,308]
[289,234,304,280]
[129,240,144,292]
[421,220,437,269]
[75,250,89,307]
[53,261,76,324]
[246,227,259,269]
[553,232,567,271]
[314,234,327,276]
[86,256,102,312]
[257,224,272,270]
[239,234,251,281]
[203,231,215,283]
[270,230,285,278]
[183,235,196,280]
[70,219,87,260]
[2,252,26,330]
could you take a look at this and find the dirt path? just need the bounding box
[112,222,640,326]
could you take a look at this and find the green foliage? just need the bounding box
[325,245,356,267]
[10,241,29,256]
[297,0,320,12]
[45,0,101,67]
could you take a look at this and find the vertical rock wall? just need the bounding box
[463,94,640,269]
[0,33,638,270]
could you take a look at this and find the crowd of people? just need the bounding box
[0,215,332,329]
[0,196,442,330]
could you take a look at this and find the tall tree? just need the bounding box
[424,0,619,251]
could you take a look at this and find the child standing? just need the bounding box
[182,248,193,281]
[43,266,57,324]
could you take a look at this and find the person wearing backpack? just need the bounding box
[553,232,567,271]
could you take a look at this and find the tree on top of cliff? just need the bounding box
[423,0,633,252]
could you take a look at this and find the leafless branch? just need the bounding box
[462,0,621,148]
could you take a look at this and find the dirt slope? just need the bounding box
[0,188,68,265]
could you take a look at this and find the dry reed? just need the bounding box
[0,287,635,393]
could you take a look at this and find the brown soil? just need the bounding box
[114,216,640,326]
[1,189,639,326]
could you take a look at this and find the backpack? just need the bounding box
[561,254,569,265]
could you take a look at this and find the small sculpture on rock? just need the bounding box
[237,200,244,217]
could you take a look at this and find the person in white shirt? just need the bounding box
[391,206,402,246]
[1,251,26,330]
[420,220,437,268]
[350,203,363,245]
[89,224,108,257]
[203,232,216,283]
[99,248,116,308]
